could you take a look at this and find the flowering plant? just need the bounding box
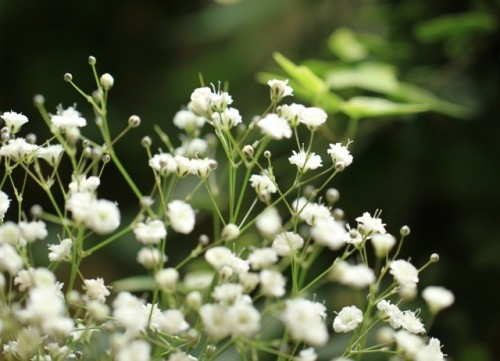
[0,57,454,361]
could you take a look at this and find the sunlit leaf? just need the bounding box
[341,96,428,119]
[327,27,368,62]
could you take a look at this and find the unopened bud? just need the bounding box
[141,136,152,148]
[128,115,141,127]
[332,208,344,220]
[326,188,340,204]
[88,56,96,65]
[221,223,240,241]
[242,144,254,158]
[199,234,210,246]
[264,150,271,159]
[26,133,37,144]
[33,94,45,106]
[102,154,111,163]
[100,73,114,90]
[430,253,440,263]
[400,225,411,237]
[30,204,43,218]
[63,73,73,82]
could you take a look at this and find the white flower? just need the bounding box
[259,269,286,297]
[401,310,426,334]
[310,217,346,250]
[211,107,242,129]
[68,174,100,193]
[137,247,165,269]
[250,172,277,199]
[415,337,445,361]
[167,351,198,361]
[272,232,304,256]
[295,348,317,361]
[268,79,293,102]
[134,219,167,245]
[228,301,261,337]
[36,144,64,166]
[0,221,21,245]
[0,243,23,275]
[100,73,114,90]
[189,158,217,178]
[292,197,331,225]
[212,283,244,304]
[331,261,375,288]
[115,339,150,361]
[394,330,425,358]
[19,220,48,244]
[168,200,195,234]
[255,207,282,238]
[248,247,278,270]
[299,107,327,129]
[0,191,10,221]
[173,109,205,131]
[0,138,39,162]
[205,246,249,276]
[289,150,323,172]
[159,309,190,335]
[50,105,87,130]
[209,90,233,113]
[422,286,455,314]
[377,300,425,334]
[83,278,110,303]
[327,142,353,169]
[333,305,363,333]
[149,152,177,175]
[278,103,305,126]
[14,267,56,291]
[84,199,120,234]
[176,138,209,157]
[281,298,328,346]
[390,260,419,288]
[188,87,213,115]
[371,233,396,257]
[355,212,386,235]
[156,268,179,289]
[1,111,28,133]
[199,303,231,340]
[221,223,240,241]
[256,113,292,139]
[48,238,73,262]
[112,292,148,336]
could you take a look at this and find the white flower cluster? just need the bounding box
[0,62,454,361]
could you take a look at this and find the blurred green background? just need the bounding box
[1,0,499,360]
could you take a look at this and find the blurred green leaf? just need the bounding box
[414,11,497,43]
[113,275,155,292]
[327,27,368,62]
[341,96,428,119]
[326,62,399,94]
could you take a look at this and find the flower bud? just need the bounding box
[430,253,440,263]
[400,225,411,237]
[243,145,254,158]
[30,204,43,218]
[128,115,141,127]
[64,73,73,82]
[26,133,37,144]
[264,150,271,159]
[102,154,111,163]
[326,188,340,204]
[33,94,45,106]
[100,73,114,90]
[88,56,97,65]
[186,291,203,310]
[141,136,152,148]
[221,223,240,241]
[199,234,210,246]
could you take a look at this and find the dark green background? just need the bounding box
[1,0,499,360]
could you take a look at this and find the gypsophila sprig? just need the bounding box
[0,59,452,361]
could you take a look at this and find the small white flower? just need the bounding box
[371,233,396,257]
[299,107,327,129]
[212,283,244,304]
[333,305,363,333]
[327,142,353,169]
[83,278,110,303]
[415,337,445,361]
[176,138,209,157]
[99,73,114,90]
[0,221,21,245]
[228,301,261,337]
[167,351,198,361]
[188,87,213,116]
[156,268,179,289]
[168,200,195,234]
[14,267,56,291]
[377,299,404,329]
[50,105,87,130]
[68,174,100,193]
[115,339,150,361]
[173,109,205,131]
[48,238,73,262]
[394,330,425,358]
[149,152,177,175]
[211,107,242,129]
[331,261,375,288]
[189,158,217,179]
[289,150,323,172]
[137,247,165,269]
[1,111,29,133]
[84,199,120,234]
[0,191,11,221]
[293,197,331,225]
[259,269,286,297]
[250,172,277,199]
[295,347,317,361]
[355,211,386,235]
[19,220,48,244]
[209,90,233,113]
[281,298,328,347]
[255,207,282,239]
[36,144,64,166]
[134,219,167,245]
[0,138,39,162]
[159,309,190,335]
[268,79,293,102]
[248,247,278,270]
[112,292,148,336]
[310,217,346,250]
[205,247,234,270]
[0,243,23,275]
[256,113,292,139]
[422,286,455,314]
[278,103,305,126]
[199,303,231,340]
[272,232,304,256]
[390,259,419,288]
[401,310,425,334]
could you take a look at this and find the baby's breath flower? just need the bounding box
[167,351,198,361]
[212,283,244,305]
[259,269,286,297]
[137,247,165,269]
[149,152,177,175]
[422,286,455,314]
[0,243,23,275]
[0,138,39,162]
[394,330,425,358]
[50,105,87,130]
[0,221,21,245]
[115,339,150,361]
[298,107,327,130]
[331,260,375,288]
[310,217,346,250]
[355,211,386,235]
[199,303,231,340]
[278,103,305,127]
[134,219,167,245]
[327,142,353,169]
[371,233,396,257]
[84,199,121,235]
[333,305,363,333]
[19,220,48,244]
[293,198,331,226]
[255,207,282,239]
[36,144,64,166]
[112,292,148,336]
[250,172,277,200]
[248,247,278,270]
[281,298,328,347]
[227,301,261,337]
[1,111,29,134]
[289,150,323,172]
[188,87,212,116]
[272,231,304,256]
[48,238,73,262]
[415,337,445,361]
[156,268,179,290]
[0,191,10,221]
[295,347,317,361]
[221,223,240,241]
[268,79,293,102]
[211,107,242,129]
[256,113,292,139]
[390,259,419,288]
[168,200,195,234]
[173,109,206,131]
[83,278,110,303]
[99,73,114,90]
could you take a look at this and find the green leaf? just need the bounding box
[341,96,428,119]
[113,275,156,292]
[327,27,368,62]
[414,11,497,43]
[326,62,399,94]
